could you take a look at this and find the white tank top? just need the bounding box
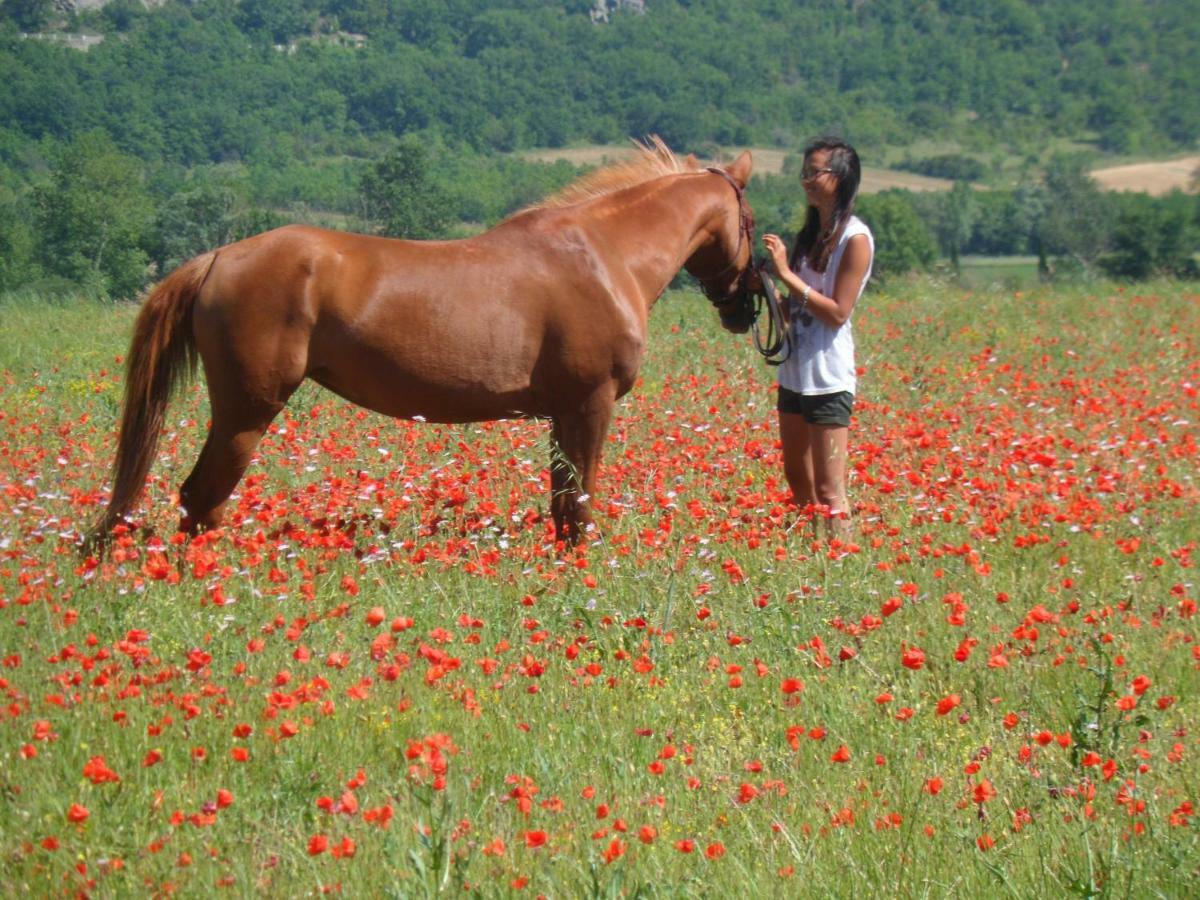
[778,216,873,396]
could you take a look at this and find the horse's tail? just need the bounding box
[84,252,216,553]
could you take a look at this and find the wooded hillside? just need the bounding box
[3,0,1196,163]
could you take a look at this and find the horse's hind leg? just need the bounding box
[178,398,285,533]
[178,360,300,533]
[548,435,573,542]
[549,386,616,545]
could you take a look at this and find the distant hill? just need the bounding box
[1,0,1196,169]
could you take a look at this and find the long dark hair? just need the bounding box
[789,138,862,273]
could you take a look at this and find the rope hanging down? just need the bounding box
[750,258,791,365]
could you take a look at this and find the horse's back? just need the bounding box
[191,220,645,421]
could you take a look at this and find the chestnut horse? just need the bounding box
[87,140,756,549]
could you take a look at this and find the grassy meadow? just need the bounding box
[1,279,1198,897]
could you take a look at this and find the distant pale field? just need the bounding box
[1090,156,1199,195]
[521,146,1198,194]
[857,168,954,193]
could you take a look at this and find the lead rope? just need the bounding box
[751,258,791,365]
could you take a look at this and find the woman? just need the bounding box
[763,138,873,537]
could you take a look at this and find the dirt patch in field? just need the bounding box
[519,146,640,167]
[859,168,955,193]
[1090,157,1199,195]
[741,148,787,174]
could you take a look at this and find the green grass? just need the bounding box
[955,256,1042,291]
[1,279,1198,896]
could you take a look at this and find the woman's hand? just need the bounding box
[763,233,809,302]
[762,233,790,275]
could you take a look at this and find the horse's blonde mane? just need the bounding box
[522,136,694,212]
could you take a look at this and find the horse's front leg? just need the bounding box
[549,386,616,546]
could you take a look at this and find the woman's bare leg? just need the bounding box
[779,412,816,507]
[810,423,850,537]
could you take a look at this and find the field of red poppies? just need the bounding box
[1,281,1197,896]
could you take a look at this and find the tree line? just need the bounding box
[753,155,1198,283]
[857,177,1198,283]
[3,130,1194,300]
[0,131,587,296]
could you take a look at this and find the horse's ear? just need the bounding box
[727,150,753,188]
[684,153,700,169]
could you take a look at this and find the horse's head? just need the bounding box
[686,151,760,334]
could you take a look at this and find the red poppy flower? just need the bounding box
[523,830,547,849]
[82,756,120,784]
[603,838,626,863]
[935,695,961,716]
[973,780,996,805]
[901,647,926,670]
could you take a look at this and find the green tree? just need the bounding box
[236,0,316,44]
[931,181,978,271]
[1089,84,1149,155]
[0,180,41,291]
[744,169,805,243]
[359,138,453,240]
[1037,154,1111,273]
[148,167,281,273]
[969,189,1039,256]
[33,130,153,299]
[1101,192,1199,280]
[101,0,149,33]
[856,190,937,280]
[1,0,52,31]
[327,0,390,34]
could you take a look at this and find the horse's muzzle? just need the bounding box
[718,297,757,333]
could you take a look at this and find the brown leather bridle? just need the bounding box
[700,166,791,364]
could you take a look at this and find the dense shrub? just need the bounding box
[897,153,987,183]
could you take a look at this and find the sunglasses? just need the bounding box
[801,167,835,182]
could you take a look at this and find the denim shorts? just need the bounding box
[777,387,854,427]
